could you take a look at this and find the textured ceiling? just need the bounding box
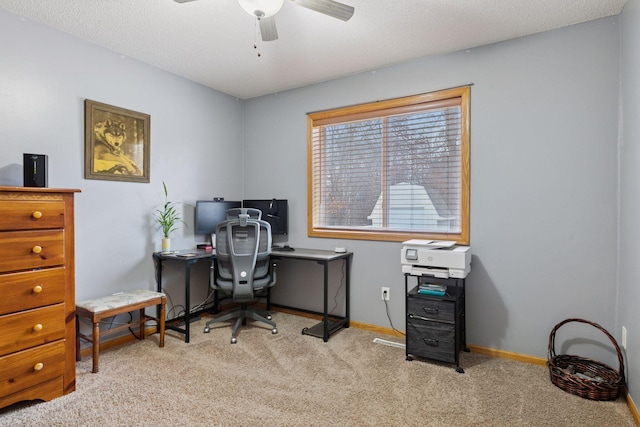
[0,0,628,99]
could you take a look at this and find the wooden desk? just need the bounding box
[271,248,353,342]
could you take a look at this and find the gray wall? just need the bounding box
[0,9,244,309]
[620,0,640,403]
[0,4,636,406]
[245,14,620,361]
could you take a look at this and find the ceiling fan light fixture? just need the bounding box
[237,0,285,18]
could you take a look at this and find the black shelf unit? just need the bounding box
[404,274,467,373]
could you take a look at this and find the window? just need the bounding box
[307,86,470,244]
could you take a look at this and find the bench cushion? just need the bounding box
[76,290,165,314]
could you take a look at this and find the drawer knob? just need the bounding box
[32,245,43,254]
[33,285,43,293]
[32,210,43,219]
[33,362,44,371]
[33,323,43,332]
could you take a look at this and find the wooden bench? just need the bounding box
[76,290,166,373]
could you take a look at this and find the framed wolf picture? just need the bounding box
[84,99,150,183]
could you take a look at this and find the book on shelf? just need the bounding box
[419,283,447,291]
[417,283,447,296]
[417,288,447,296]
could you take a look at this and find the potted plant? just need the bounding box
[153,182,182,252]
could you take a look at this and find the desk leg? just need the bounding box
[297,254,352,342]
[322,261,329,342]
[344,257,350,328]
[210,261,222,314]
[155,256,164,325]
[183,260,193,343]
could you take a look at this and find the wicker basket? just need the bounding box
[547,318,625,401]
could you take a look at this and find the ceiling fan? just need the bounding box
[173,0,355,42]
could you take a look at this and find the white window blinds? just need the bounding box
[308,86,470,243]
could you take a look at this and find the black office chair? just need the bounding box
[203,208,277,343]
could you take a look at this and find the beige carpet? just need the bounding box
[0,312,635,426]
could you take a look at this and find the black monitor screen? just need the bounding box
[242,199,288,235]
[194,200,241,235]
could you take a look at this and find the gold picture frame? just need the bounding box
[84,99,150,183]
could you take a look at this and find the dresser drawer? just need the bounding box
[0,340,65,398]
[0,200,65,231]
[0,187,77,408]
[0,304,65,355]
[0,230,65,273]
[0,268,65,315]
[407,295,455,323]
[406,318,456,363]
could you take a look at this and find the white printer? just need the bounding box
[401,239,471,278]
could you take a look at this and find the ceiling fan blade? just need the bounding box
[260,16,279,41]
[292,0,354,21]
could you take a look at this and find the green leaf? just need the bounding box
[153,181,183,238]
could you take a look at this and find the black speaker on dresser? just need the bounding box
[23,153,48,187]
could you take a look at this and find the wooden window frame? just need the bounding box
[307,86,470,244]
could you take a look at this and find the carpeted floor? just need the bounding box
[0,311,635,426]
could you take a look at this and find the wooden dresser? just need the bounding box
[0,187,79,409]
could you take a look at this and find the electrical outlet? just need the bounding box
[381,287,390,301]
[622,326,627,350]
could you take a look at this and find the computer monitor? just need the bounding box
[242,199,288,235]
[194,200,241,240]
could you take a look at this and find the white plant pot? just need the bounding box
[161,237,171,252]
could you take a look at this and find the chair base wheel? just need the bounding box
[231,337,237,344]
[272,328,278,334]
[267,314,272,320]
[204,327,210,333]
